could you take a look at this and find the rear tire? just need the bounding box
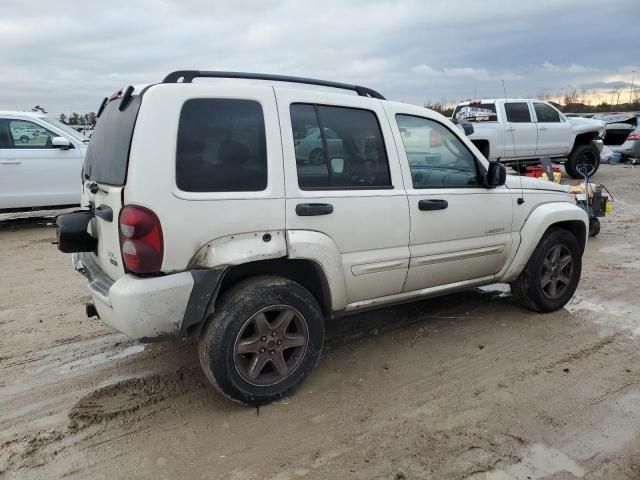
[589,217,601,237]
[565,144,600,179]
[510,228,582,313]
[198,276,325,405]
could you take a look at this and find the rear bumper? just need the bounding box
[73,252,194,340]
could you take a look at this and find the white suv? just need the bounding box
[0,111,89,212]
[57,71,588,405]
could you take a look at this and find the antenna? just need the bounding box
[502,79,525,205]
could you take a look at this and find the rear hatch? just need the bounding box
[82,88,143,281]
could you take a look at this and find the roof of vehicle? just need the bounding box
[455,99,554,106]
[0,110,47,118]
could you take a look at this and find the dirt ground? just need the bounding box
[1,164,640,480]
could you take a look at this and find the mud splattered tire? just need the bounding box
[510,228,582,313]
[565,144,600,179]
[198,276,325,405]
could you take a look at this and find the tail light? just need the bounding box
[626,132,640,141]
[119,205,163,273]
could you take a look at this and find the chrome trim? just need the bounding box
[351,259,409,276]
[410,245,505,268]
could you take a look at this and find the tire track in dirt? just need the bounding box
[69,367,210,426]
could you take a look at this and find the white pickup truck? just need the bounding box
[453,99,606,178]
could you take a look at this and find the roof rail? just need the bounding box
[162,70,386,100]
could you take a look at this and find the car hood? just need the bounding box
[506,175,570,193]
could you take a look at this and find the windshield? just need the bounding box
[453,103,498,122]
[40,116,89,143]
[82,95,142,185]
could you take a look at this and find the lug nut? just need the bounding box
[277,340,282,345]
[271,331,278,337]
[269,350,275,355]
[260,347,266,353]
[261,336,267,341]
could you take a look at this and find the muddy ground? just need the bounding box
[1,165,640,480]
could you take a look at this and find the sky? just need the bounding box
[1,0,638,115]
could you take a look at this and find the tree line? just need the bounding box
[57,112,97,127]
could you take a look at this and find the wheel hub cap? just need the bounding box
[233,306,309,386]
[541,244,574,299]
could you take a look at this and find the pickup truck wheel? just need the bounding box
[198,276,324,406]
[510,228,582,313]
[565,144,600,179]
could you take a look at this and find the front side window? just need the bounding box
[290,104,391,189]
[396,115,479,188]
[504,102,532,123]
[176,99,267,192]
[534,103,561,123]
[0,119,57,149]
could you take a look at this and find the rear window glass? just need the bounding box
[83,95,141,185]
[453,103,498,122]
[176,99,267,192]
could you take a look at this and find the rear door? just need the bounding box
[501,102,537,158]
[0,118,82,210]
[276,89,410,305]
[533,102,571,156]
[81,92,142,281]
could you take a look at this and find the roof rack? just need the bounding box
[162,70,386,100]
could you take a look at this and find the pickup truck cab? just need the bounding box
[0,111,89,213]
[453,99,606,178]
[57,72,589,405]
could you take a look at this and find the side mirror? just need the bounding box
[52,136,72,149]
[485,162,506,188]
[451,118,474,136]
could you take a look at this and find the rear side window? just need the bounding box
[534,103,561,123]
[290,104,391,189]
[504,102,531,123]
[176,99,267,192]
[83,96,141,186]
[453,103,498,122]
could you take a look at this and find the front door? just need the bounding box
[385,104,513,292]
[533,102,572,156]
[277,89,410,306]
[0,118,81,210]
[502,101,537,158]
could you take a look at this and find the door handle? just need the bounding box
[296,203,334,216]
[0,160,21,165]
[418,199,448,211]
[506,127,515,132]
[538,127,547,131]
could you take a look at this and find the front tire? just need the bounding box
[511,228,582,313]
[565,144,600,179]
[198,276,325,405]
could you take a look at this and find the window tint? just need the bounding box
[534,103,561,123]
[176,99,267,192]
[0,119,57,149]
[83,96,141,185]
[504,102,531,123]
[291,104,391,189]
[396,115,479,188]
